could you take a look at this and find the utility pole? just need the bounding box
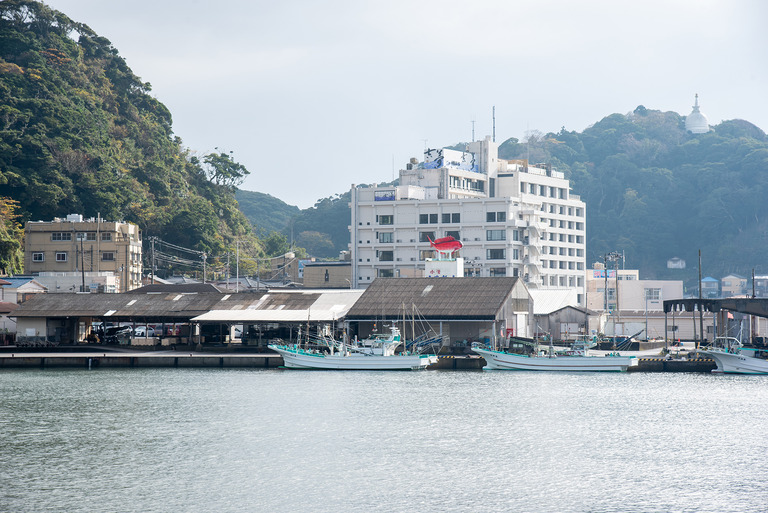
[150,237,155,284]
[236,240,240,293]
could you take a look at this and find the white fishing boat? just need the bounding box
[269,326,438,370]
[700,337,768,375]
[473,337,638,372]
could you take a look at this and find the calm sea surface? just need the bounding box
[2,368,767,513]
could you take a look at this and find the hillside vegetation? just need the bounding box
[499,107,768,281]
[0,1,259,275]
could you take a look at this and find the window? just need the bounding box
[429,213,438,224]
[378,251,394,261]
[51,232,72,241]
[513,249,519,260]
[486,229,505,241]
[445,230,460,240]
[452,213,460,223]
[78,232,96,241]
[513,230,520,241]
[55,252,67,262]
[419,231,435,243]
[419,250,435,260]
[102,252,115,261]
[32,252,44,262]
[379,232,393,243]
[378,269,394,278]
[419,214,429,224]
[489,268,506,277]
[487,249,505,260]
[539,185,546,196]
[101,232,112,241]
[379,215,393,225]
[486,211,506,222]
[442,213,451,224]
[645,288,661,301]
[529,184,536,194]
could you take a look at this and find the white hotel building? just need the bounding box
[350,137,587,304]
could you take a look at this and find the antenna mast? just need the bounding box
[492,106,496,142]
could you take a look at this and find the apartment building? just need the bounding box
[24,214,143,292]
[350,137,587,303]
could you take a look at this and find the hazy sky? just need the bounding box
[44,0,767,208]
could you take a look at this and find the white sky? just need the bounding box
[44,0,768,208]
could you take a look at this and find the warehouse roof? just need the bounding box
[346,277,523,321]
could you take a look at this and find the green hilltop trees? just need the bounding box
[0,0,261,275]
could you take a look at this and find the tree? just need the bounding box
[0,197,24,275]
[203,151,249,189]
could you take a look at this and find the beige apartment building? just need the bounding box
[24,214,143,293]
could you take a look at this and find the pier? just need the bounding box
[0,350,716,372]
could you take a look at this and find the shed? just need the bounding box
[345,277,532,348]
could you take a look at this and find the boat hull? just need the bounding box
[474,347,637,372]
[269,345,437,370]
[700,350,768,375]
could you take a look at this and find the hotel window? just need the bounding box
[378,269,394,278]
[442,213,451,223]
[32,252,44,262]
[55,252,67,262]
[51,232,72,241]
[378,215,393,225]
[379,232,393,243]
[378,251,394,261]
[451,213,460,223]
[419,231,435,243]
[486,211,506,222]
[429,213,438,224]
[419,250,435,260]
[489,268,506,277]
[520,182,526,193]
[445,230,460,240]
[486,229,505,241]
[513,230,520,241]
[529,184,536,194]
[78,232,97,241]
[102,252,115,261]
[101,232,112,241]
[487,249,505,260]
[513,249,520,260]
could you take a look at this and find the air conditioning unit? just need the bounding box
[410,258,416,261]
[410,239,416,242]
[396,258,402,261]
[474,257,480,260]
[396,239,402,243]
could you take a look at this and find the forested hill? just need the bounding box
[256,109,768,283]
[499,107,768,281]
[0,1,257,274]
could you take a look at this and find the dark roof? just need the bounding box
[0,301,18,314]
[128,283,223,294]
[346,277,521,321]
[11,290,333,321]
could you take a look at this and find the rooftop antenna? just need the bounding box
[492,106,496,142]
[471,119,476,142]
[392,154,395,181]
[422,139,428,155]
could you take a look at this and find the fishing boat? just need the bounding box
[268,326,438,370]
[699,337,768,375]
[472,337,638,372]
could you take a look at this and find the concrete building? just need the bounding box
[24,214,142,292]
[721,274,747,297]
[350,137,587,303]
[302,261,352,288]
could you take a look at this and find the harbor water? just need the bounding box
[2,368,768,513]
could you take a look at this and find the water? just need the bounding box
[2,368,767,513]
